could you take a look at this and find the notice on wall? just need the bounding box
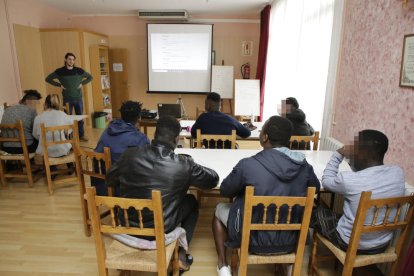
[211,65,234,99]
[234,79,260,116]
[113,63,123,72]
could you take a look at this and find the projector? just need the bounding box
[141,109,157,119]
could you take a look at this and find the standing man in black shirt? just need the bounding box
[45,52,93,141]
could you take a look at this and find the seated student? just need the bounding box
[191,92,251,148]
[92,100,149,196]
[33,94,74,158]
[281,97,314,136]
[212,116,320,276]
[106,115,219,272]
[1,90,42,154]
[316,130,405,254]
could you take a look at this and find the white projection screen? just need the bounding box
[147,24,213,94]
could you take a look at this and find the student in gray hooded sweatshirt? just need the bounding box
[319,129,405,254]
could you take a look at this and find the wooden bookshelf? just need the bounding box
[90,46,112,112]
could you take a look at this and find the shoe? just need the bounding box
[80,136,89,142]
[217,266,232,276]
[186,254,193,265]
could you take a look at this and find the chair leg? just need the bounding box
[44,163,54,195]
[81,197,91,237]
[308,233,319,276]
[341,263,354,276]
[0,160,7,188]
[24,157,34,188]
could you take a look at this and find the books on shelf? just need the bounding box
[101,75,110,89]
[103,94,111,107]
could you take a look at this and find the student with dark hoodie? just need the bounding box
[213,116,320,276]
[281,97,314,136]
[92,101,149,195]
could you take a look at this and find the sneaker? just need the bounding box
[80,136,89,142]
[217,266,232,276]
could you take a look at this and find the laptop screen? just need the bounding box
[157,103,181,119]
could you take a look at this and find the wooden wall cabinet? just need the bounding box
[90,46,112,112]
[40,29,109,125]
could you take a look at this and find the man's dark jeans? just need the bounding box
[65,98,84,138]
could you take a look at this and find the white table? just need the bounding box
[174,149,350,186]
[179,120,263,140]
[69,114,88,121]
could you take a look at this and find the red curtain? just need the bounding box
[256,5,271,121]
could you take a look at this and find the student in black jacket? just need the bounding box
[106,116,219,271]
[212,116,320,276]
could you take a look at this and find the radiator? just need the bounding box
[320,136,343,151]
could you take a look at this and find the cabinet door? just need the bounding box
[109,49,129,118]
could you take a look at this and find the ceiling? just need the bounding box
[36,0,271,16]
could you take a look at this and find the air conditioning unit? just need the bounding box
[138,10,189,20]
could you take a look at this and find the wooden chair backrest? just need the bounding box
[40,120,79,149]
[86,187,168,275]
[61,103,71,115]
[289,131,320,151]
[0,120,27,146]
[196,129,236,149]
[74,146,111,180]
[239,186,316,276]
[344,191,414,273]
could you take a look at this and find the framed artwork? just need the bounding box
[400,34,414,87]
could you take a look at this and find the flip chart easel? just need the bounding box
[234,79,260,118]
[211,65,234,114]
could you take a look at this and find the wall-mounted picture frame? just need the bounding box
[400,34,414,88]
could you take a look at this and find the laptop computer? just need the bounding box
[157,103,182,119]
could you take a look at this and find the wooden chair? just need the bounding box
[289,131,320,151]
[309,191,414,276]
[193,129,236,205]
[61,103,71,115]
[74,146,112,237]
[195,106,205,118]
[40,121,79,195]
[195,129,236,149]
[231,186,316,276]
[0,120,40,187]
[86,187,179,276]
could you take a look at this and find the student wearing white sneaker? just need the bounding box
[212,116,320,276]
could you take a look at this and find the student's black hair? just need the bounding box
[19,89,42,104]
[358,129,388,160]
[64,52,76,60]
[285,97,299,109]
[154,115,181,143]
[262,116,293,147]
[206,92,221,103]
[119,101,142,124]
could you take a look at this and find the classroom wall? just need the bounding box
[71,16,260,118]
[0,0,73,104]
[332,0,414,184]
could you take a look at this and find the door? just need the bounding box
[109,48,129,118]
